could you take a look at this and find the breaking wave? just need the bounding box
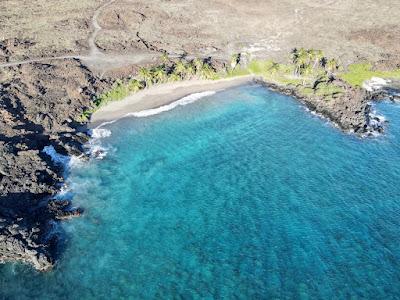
[126,91,216,118]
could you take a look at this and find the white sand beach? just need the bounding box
[90,75,255,127]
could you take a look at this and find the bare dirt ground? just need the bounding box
[1,0,400,72]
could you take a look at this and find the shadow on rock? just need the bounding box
[0,193,83,271]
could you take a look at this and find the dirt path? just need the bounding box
[88,0,117,57]
[0,0,157,72]
[0,55,80,68]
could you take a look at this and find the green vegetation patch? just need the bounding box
[78,56,219,122]
[298,86,314,97]
[224,67,251,78]
[242,49,346,100]
[248,59,276,75]
[80,49,400,122]
[96,79,143,107]
[314,82,344,98]
[78,79,143,122]
[339,63,400,87]
[246,59,305,86]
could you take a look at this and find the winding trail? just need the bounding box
[0,0,156,71]
[0,55,80,68]
[87,0,117,57]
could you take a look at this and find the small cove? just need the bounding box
[1,84,400,299]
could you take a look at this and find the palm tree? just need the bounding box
[185,63,196,79]
[168,73,181,82]
[230,53,240,70]
[173,60,187,79]
[161,52,169,65]
[302,64,313,85]
[296,48,309,76]
[153,67,167,83]
[291,48,300,75]
[193,58,204,75]
[269,62,280,74]
[128,79,143,93]
[291,48,299,63]
[312,50,324,69]
[326,58,339,74]
[138,67,152,87]
[200,63,216,79]
[291,48,309,76]
[320,56,328,69]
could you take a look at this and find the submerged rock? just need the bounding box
[48,199,84,220]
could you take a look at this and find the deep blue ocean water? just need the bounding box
[1,84,400,299]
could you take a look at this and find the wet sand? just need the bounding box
[90,75,255,127]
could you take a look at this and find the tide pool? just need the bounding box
[1,84,400,299]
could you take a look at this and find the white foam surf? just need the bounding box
[90,128,112,139]
[42,145,85,199]
[126,90,216,118]
[42,145,85,168]
[43,145,70,166]
[363,77,390,92]
[86,128,113,160]
[87,144,109,160]
[88,90,217,160]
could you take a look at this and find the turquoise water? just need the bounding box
[1,84,400,299]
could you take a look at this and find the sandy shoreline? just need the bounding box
[89,75,255,128]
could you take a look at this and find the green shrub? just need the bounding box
[339,63,400,87]
[298,87,314,96]
[314,82,344,98]
[77,56,219,122]
[224,67,251,78]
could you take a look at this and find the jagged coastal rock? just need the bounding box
[260,78,383,135]
[0,58,104,270]
[0,199,82,271]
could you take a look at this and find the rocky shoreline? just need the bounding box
[256,78,400,137]
[0,58,106,270]
[0,57,398,271]
[257,78,391,136]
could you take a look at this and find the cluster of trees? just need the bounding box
[87,54,219,116]
[290,48,340,77]
[81,50,345,121]
[136,54,218,88]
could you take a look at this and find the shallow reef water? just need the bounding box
[1,84,400,299]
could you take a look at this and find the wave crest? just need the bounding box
[91,128,112,139]
[43,145,70,166]
[89,90,217,159]
[127,90,216,118]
